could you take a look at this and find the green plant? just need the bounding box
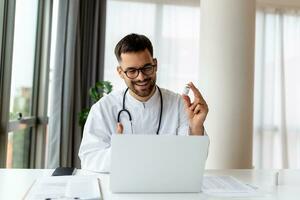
[79,81,113,127]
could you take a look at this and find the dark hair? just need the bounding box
[114,33,153,62]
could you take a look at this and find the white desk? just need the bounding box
[0,169,299,200]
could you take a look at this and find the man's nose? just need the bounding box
[136,70,147,80]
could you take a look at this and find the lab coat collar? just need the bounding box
[127,86,160,109]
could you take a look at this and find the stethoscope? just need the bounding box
[117,86,163,135]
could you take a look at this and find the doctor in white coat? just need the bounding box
[78,33,209,172]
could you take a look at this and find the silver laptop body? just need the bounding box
[110,134,209,193]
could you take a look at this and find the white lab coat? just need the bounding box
[78,86,202,172]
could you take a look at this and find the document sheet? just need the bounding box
[202,176,262,197]
[24,175,102,200]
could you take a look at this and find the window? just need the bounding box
[253,9,300,168]
[0,0,53,168]
[45,0,59,165]
[6,128,31,168]
[5,0,39,168]
[104,0,200,94]
[48,0,59,116]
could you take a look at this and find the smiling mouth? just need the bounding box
[135,81,149,86]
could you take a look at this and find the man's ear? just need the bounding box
[153,58,158,71]
[117,66,124,79]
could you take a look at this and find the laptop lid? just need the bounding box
[110,134,209,193]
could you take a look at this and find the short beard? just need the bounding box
[130,78,156,97]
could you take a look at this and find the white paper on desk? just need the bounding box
[202,176,262,197]
[24,175,102,200]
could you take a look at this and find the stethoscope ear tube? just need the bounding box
[117,109,132,122]
[117,88,132,123]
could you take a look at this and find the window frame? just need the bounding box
[0,0,53,168]
[0,0,16,168]
[0,0,5,60]
[29,0,52,168]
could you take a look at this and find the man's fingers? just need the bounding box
[193,104,201,114]
[190,103,209,114]
[116,122,123,134]
[187,82,205,102]
[189,99,207,111]
[189,102,199,111]
[182,95,191,108]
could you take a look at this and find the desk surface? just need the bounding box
[0,169,299,200]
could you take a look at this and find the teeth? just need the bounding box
[136,82,148,86]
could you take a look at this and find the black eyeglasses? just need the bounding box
[122,64,156,79]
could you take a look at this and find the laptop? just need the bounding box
[110,134,209,193]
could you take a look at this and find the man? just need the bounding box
[79,33,208,172]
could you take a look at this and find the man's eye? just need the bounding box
[143,65,153,71]
[145,65,152,69]
[127,69,137,74]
